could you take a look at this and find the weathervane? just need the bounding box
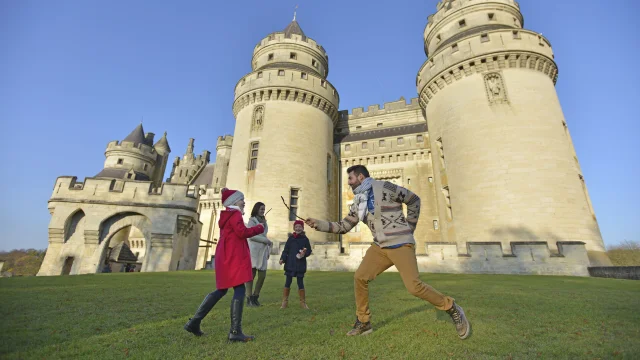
[293,4,298,21]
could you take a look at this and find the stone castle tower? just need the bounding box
[212,135,233,191]
[97,124,171,188]
[416,0,609,265]
[168,138,211,185]
[226,16,341,243]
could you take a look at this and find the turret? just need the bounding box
[168,138,211,185]
[212,135,233,190]
[96,124,157,181]
[416,0,609,265]
[151,132,171,188]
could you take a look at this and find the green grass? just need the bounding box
[1,271,639,359]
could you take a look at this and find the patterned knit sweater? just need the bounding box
[315,180,421,248]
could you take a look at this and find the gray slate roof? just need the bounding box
[192,164,216,187]
[334,123,427,143]
[95,168,150,181]
[122,124,146,146]
[283,20,306,39]
[154,131,171,152]
[109,242,138,263]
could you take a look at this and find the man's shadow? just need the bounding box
[373,305,473,339]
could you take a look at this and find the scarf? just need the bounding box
[227,205,244,215]
[352,177,374,221]
[255,215,266,224]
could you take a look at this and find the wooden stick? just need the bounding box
[281,196,307,221]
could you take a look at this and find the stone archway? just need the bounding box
[97,212,152,273]
[64,209,86,243]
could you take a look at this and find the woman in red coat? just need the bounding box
[184,188,264,342]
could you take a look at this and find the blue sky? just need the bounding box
[1,0,638,251]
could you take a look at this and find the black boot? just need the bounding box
[246,296,255,307]
[184,292,221,336]
[253,295,261,307]
[228,298,254,342]
[184,318,203,336]
[446,302,471,340]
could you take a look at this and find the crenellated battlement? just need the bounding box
[216,135,233,149]
[254,32,327,58]
[417,29,557,110]
[106,140,157,160]
[423,28,553,75]
[49,176,199,209]
[235,69,338,102]
[337,97,420,122]
[266,240,591,276]
[428,0,520,29]
[233,68,340,122]
[425,0,523,57]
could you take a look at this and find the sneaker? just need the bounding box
[446,302,471,340]
[346,318,373,336]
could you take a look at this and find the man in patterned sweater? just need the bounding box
[305,165,470,339]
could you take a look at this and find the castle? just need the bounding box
[38,0,610,277]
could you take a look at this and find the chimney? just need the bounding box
[145,132,155,146]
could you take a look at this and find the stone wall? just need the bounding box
[39,176,201,276]
[265,240,591,276]
[588,267,640,280]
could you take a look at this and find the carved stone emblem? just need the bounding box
[252,105,265,131]
[484,72,508,104]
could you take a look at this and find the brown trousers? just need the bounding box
[354,244,454,323]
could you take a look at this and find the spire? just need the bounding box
[154,131,171,153]
[186,138,195,155]
[122,123,146,146]
[283,8,305,39]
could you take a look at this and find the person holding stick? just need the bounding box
[245,202,273,307]
[184,188,264,342]
[304,165,471,339]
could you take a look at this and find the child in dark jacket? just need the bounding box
[279,220,312,309]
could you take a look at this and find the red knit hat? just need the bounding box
[221,188,244,207]
[293,220,304,229]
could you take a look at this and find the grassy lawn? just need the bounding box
[1,270,639,359]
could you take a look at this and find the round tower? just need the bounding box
[212,135,233,190]
[98,124,158,181]
[226,16,340,243]
[416,0,609,265]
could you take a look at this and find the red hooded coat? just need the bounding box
[214,209,264,290]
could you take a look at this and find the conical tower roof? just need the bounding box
[122,123,146,146]
[283,20,306,39]
[153,131,171,153]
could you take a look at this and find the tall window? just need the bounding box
[442,186,453,220]
[289,188,300,221]
[248,142,259,170]
[327,154,332,183]
[436,137,445,168]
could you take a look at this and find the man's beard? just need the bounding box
[350,181,361,191]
